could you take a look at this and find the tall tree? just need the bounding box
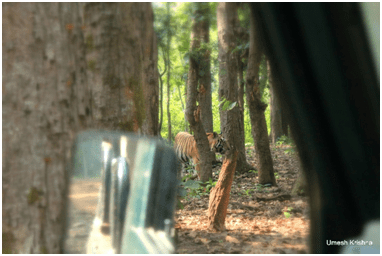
[269,58,289,143]
[234,5,254,173]
[269,60,283,144]
[281,110,289,137]
[218,2,249,174]
[245,6,276,186]
[165,3,173,143]
[3,3,91,253]
[185,2,214,182]
[158,61,166,136]
[140,6,159,136]
[197,3,213,133]
[83,3,152,133]
[207,2,240,231]
[176,81,188,132]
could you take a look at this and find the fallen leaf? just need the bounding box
[200,238,211,245]
[225,235,240,244]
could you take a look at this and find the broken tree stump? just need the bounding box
[208,150,238,231]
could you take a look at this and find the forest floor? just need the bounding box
[64,144,310,254]
[175,144,310,254]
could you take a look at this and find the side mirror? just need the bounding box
[66,130,179,253]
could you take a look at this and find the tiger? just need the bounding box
[174,131,230,179]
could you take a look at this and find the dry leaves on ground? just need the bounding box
[176,144,310,254]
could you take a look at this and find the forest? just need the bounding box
[153,2,271,143]
[2,2,302,254]
[4,2,378,254]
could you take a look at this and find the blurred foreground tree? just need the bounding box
[2,3,91,253]
[3,3,158,253]
[83,3,158,134]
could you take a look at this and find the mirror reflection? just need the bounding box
[64,130,178,254]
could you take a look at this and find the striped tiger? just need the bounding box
[174,131,230,178]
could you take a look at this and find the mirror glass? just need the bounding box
[63,130,178,254]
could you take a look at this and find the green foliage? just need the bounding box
[205,178,217,193]
[183,180,205,198]
[241,188,254,197]
[276,135,296,154]
[276,135,294,146]
[181,178,217,199]
[284,148,296,155]
[219,96,237,111]
[183,179,201,190]
[254,183,265,192]
[237,3,250,29]
[284,207,293,218]
[153,3,271,144]
[232,42,249,55]
[249,169,258,174]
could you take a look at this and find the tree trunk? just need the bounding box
[166,3,172,143]
[177,84,186,128]
[184,79,189,132]
[178,52,189,132]
[167,54,172,142]
[269,60,283,144]
[140,6,159,136]
[291,169,307,196]
[158,51,167,137]
[259,55,268,98]
[237,61,249,168]
[291,154,307,196]
[197,3,213,133]
[83,3,148,132]
[158,69,164,136]
[236,18,255,173]
[185,2,214,182]
[208,150,238,231]
[245,7,276,186]
[217,2,249,174]
[281,105,289,137]
[2,3,91,253]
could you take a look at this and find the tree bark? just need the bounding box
[184,79,189,132]
[235,14,255,173]
[140,6,159,136]
[237,60,250,169]
[2,3,91,253]
[259,56,268,98]
[83,3,148,132]
[166,3,172,143]
[158,50,167,137]
[281,103,289,137]
[269,60,283,144]
[245,7,276,186]
[217,2,249,174]
[177,84,186,127]
[291,154,307,196]
[208,150,238,231]
[158,66,165,136]
[197,3,213,133]
[185,2,214,182]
